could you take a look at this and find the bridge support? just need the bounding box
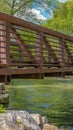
[0,75,11,84]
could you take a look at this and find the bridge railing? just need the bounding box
[0,12,73,76]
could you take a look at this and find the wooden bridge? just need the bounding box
[0,12,73,83]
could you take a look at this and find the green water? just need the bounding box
[8,77,73,129]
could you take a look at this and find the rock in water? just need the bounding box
[0,110,41,130]
[42,124,59,130]
[0,83,6,94]
[30,114,43,128]
[42,116,48,124]
[0,94,9,104]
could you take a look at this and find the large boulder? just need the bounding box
[0,110,41,130]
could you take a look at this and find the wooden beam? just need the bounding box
[0,68,10,75]
[0,12,73,42]
[44,67,73,73]
[10,68,41,74]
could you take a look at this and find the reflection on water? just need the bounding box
[8,77,73,129]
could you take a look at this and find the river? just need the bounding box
[8,77,73,129]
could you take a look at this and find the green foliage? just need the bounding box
[0,0,33,15]
[0,104,5,113]
[0,0,59,23]
[43,0,73,36]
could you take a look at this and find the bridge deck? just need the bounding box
[0,12,73,82]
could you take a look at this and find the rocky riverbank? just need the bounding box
[0,83,67,130]
[0,110,59,130]
[0,83,9,105]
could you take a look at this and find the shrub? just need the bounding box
[0,104,5,113]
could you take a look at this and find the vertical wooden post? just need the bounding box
[59,39,65,66]
[4,21,11,83]
[36,33,41,63]
[6,21,10,68]
[64,41,72,64]
[59,39,65,77]
[0,20,6,64]
[36,32,44,78]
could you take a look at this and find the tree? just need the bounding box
[0,0,59,23]
[43,0,73,35]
